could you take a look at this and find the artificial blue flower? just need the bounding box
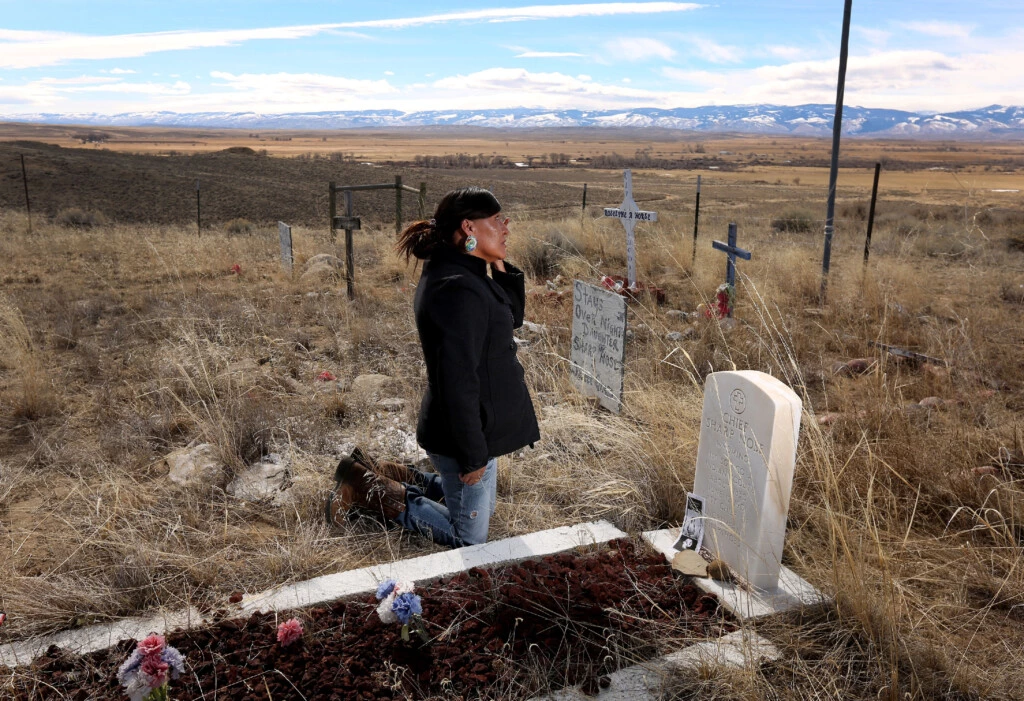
[391,592,422,625]
[162,645,185,679]
[116,649,142,683]
[376,579,397,601]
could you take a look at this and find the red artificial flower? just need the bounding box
[277,618,303,647]
[141,655,170,687]
[316,371,336,382]
[136,634,165,657]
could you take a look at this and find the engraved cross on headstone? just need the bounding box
[603,169,657,289]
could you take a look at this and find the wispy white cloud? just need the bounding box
[853,26,891,47]
[765,45,804,60]
[107,68,137,75]
[210,71,397,97]
[0,3,703,69]
[660,48,1024,111]
[687,36,740,64]
[899,21,973,39]
[516,51,585,58]
[604,37,676,61]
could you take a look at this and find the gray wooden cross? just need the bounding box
[711,223,752,317]
[603,169,657,288]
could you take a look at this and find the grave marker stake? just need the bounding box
[20,154,31,235]
[692,174,702,266]
[582,183,588,213]
[711,223,752,318]
[418,181,427,220]
[863,161,881,265]
[278,222,293,273]
[602,169,658,289]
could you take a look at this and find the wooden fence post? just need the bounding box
[395,175,403,235]
[328,181,337,244]
[195,179,201,237]
[418,181,427,220]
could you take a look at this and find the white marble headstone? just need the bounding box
[692,371,802,590]
[569,280,627,413]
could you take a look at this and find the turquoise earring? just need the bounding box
[464,235,478,253]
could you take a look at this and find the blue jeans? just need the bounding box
[394,453,497,548]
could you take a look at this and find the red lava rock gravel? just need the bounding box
[5,539,733,699]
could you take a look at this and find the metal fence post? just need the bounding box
[395,175,403,236]
[328,181,337,244]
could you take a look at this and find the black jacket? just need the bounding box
[414,249,540,473]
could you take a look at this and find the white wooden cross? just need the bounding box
[603,169,658,289]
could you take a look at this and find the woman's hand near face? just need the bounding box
[460,466,486,485]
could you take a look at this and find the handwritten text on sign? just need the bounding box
[569,280,628,413]
[603,208,657,222]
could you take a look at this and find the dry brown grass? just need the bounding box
[0,155,1022,699]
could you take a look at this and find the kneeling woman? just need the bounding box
[328,187,540,547]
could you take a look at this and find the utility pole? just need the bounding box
[820,0,853,303]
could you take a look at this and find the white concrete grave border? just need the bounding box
[643,527,828,620]
[0,521,625,668]
[532,629,780,701]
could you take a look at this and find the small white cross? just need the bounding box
[603,169,658,288]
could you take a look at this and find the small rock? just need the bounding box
[228,592,243,604]
[521,320,547,335]
[303,253,343,271]
[666,309,687,319]
[817,412,843,427]
[671,550,708,577]
[719,318,738,332]
[625,329,635,340]
[226,454,293,505]
[165,443,222,485]
[377,398,407,412]
[666,331,684,342]
[352,374,393,397]
[846,358,875,375]
[299,262,340,283]
[831,361,853,377]
[707,559,734,582]
[973,466,999,477]
[545,279,558,290]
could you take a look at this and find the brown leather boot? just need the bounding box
[326,450,407,527]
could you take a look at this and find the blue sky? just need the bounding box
[1,1,1021,115]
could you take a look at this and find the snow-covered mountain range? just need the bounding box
[8,105,1024,137]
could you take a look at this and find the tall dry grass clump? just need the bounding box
[0,168,1022,698]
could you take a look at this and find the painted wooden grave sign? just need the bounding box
[569,280,628,413]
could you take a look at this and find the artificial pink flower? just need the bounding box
[140,655,170,687]
[277,618,303,647]
[136,634,165,657]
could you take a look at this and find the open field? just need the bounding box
[1,129,1024,698]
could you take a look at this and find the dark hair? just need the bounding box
[397,187,501,260]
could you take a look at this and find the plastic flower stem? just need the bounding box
[401,624,410,642]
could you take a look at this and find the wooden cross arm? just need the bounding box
[711,240,752,260]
